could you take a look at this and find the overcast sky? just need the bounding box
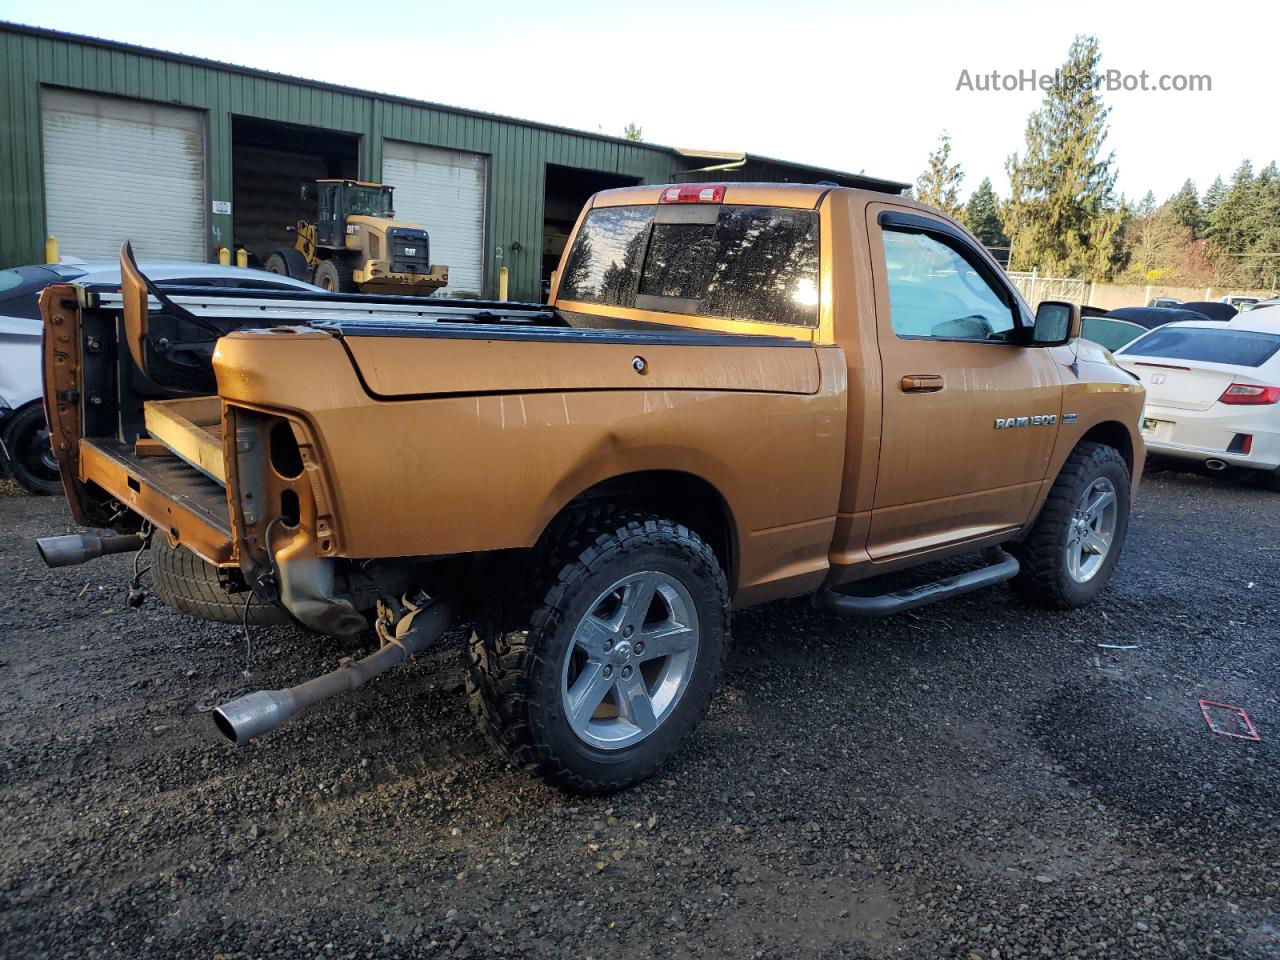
[2,0,1275,203]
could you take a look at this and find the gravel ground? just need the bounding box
[0,467,1277,960]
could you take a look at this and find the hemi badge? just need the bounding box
[1063,413,1079,424]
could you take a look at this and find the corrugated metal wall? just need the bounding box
[0,24,677,299]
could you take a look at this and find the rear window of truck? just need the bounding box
[1119,327,1280,367]
[558,204,820,327]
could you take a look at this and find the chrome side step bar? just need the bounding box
[815,548,1020,618]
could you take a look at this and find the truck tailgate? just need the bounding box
[332,323,821,397]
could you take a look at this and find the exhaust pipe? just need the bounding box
[1205,458,1228,472]
[213,598,451,745]
[36,533,142,568]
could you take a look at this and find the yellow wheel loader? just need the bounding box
[264,180,449,295]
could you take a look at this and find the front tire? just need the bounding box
[313,258,356,293]
[1011,441,1131,609]
[466,514,729,793]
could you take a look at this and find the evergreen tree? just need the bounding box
[1206,161,1257,256]
[1002,35,1125,279]
[914,132,965,219]
[1167,179,1203,237]
[1242,164,1280,287]
[962,178,1008,249]
[1202,176,1227,214]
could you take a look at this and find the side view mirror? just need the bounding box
[1031,300,1082,347]
[299,183,314,201]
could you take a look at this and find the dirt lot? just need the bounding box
[0,468,1277,959]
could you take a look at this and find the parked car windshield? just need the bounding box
[1081,316,1146,351]
[558,204,820,327]
[1119,326,1280,367]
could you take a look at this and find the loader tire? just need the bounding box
[265,249,310,282]
[313,258,356,293]
[150,538,292,627]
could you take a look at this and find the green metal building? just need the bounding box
[0,22,904,300]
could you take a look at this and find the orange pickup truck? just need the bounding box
[38,182,1144,792]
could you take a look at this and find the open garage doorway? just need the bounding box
[543,164,639,299]
[231,116,359,267]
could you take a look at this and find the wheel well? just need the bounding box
[550,471,738,592]
[1079,421,1135,475]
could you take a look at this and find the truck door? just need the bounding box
[865,205,1062,560]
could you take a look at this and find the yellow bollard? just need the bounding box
[217,247,231,266]
[44,236,59,264]
[235,248,248,268]
[498,265,509,301]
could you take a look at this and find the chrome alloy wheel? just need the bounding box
[1065,477,1118,583]
[560,570,700,750]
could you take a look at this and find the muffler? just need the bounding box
[1205,458,1228,472]
[36,533,142,568]
[212,598,451,745]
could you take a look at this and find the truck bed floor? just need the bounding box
[83,439,232,538]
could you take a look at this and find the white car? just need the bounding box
[1116,318,1280,490]
[1219,295,1263,311]
[1238,303,1280,324]
[0,261,322,495]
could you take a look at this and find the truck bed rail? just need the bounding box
[85,285,560,326]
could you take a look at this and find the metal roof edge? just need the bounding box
[0,20,675,152]
[1,21,907,191]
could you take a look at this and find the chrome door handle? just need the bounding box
[901,374,944,393]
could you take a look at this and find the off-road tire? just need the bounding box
[150,538,292,626]
[1010,441,1131,609]
[466,513,729,793]
[313,258,356,293]
[3,402,62,496]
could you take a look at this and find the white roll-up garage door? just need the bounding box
[41,89,206,263]
[383,141,487,296]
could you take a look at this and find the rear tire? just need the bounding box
[2,403,62,496]
[1260,468,1280,492]
[150,538,292,627]
[265,249,310,282]
[313,258,356,293]
[1010,442,1131,609]
[466,513,729,793]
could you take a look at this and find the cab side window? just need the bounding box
[883,229,1016,342]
